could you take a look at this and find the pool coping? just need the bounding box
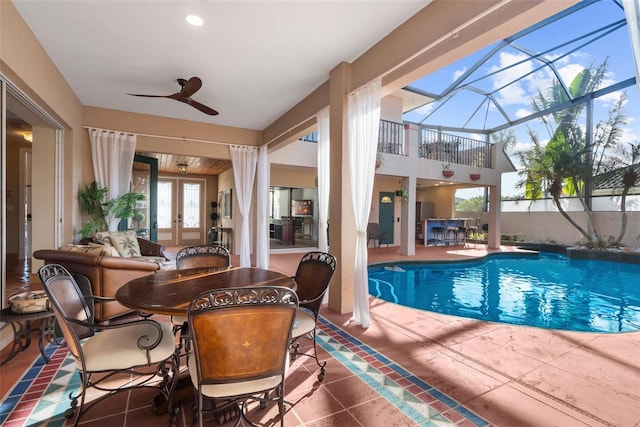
[368,249,539,269]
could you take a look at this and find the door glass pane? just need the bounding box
[157,181,173,228]
[182,182,201,228]
[131,171,149,238]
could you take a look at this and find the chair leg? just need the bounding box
[290,330,326,381]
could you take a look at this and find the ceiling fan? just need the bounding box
[128,77,219,116]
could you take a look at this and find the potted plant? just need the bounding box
[442,163,454,178]
[375,152,382,169]
[469,172,481,181]
[78,181,145,238]
[395,187,409,201]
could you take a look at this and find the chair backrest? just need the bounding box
[176,245,231,271]
[367,223,380,237]
[38,264,94,360]
[294,251,336,316]
[188,286,298,384]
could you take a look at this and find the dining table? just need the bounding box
[115,266,297,316]
[115,266,297,418]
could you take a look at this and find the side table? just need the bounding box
[0,307,56,366]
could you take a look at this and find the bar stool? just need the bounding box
[456,218,470,247]
[446,219,458,246]
[431,220,446,246]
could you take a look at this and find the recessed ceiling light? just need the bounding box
[186,15,203,26]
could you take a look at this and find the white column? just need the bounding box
[487,182,502,249]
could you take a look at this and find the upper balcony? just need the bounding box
[376,120,494,169]
[297,119,510,183]
[304,119,493,169]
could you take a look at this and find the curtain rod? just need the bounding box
[82,125,254,148]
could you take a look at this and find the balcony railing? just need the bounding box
[300,120,405,154]
[418,127,492,168]
[377,119,404,155]
[302,121,491,169]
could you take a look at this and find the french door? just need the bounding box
[157,177,206,247]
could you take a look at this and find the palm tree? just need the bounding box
[515,60,635,246]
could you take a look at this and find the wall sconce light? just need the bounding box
[177,163,188,175]
[23,132,33,143]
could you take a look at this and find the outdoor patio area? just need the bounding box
[2,245,639,426]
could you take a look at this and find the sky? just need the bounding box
[402,0,639,199]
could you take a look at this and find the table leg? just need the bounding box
[1,320,32,366]
[1,316,56,366]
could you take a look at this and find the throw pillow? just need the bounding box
[58,244,119,257]
[93,231,114,246]
[109,230,142,257]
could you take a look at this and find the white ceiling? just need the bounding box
[13,0,430,131]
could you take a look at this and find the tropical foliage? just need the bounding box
[514,60,639,247]
[78,181,145,238]
[457,196,485,212]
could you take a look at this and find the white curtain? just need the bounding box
[624,0,640,96]
[230,145,258,267]
[255,146,269,269]
[88,128,136,231]
[347,79,381,328]
[316,107,330,253]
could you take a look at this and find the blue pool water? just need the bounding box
[368,252,640,333]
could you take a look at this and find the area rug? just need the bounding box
[1,317,488,426]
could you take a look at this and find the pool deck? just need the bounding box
[272,244,640,427]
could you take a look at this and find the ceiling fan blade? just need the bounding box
[128,77,218,115]
[179,77,202,98]
[184,98,219,116]
[128,93,171,98]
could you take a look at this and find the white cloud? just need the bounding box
[620,127,639,144]
[495,83,528,105]
[596,90,626,108]
[515,108,531,119]
[452,66,467,82]
[414,103,435,115]
[489,52,533,90]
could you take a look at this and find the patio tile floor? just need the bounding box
[2,244,639,426]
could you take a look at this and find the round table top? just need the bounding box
[115,267,295,316]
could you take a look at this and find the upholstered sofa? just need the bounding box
[33,231,171,323]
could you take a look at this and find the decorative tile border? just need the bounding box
[4,319,488,427]
[316,317,489,427]
[0,344,76,426]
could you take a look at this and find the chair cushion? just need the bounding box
[291,308,315,338]
[188,353,285,398]
[171,314,187,326]
[79,321,175,371]
[109,230,142,257]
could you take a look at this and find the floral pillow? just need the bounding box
[108,230,141,257]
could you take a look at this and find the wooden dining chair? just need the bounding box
[187,286,298,427]
[289,251,336,381]
[172,245,232,331]
[175,244,231,270]
[38,264,179,427]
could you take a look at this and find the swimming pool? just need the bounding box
[368,252,640,333]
